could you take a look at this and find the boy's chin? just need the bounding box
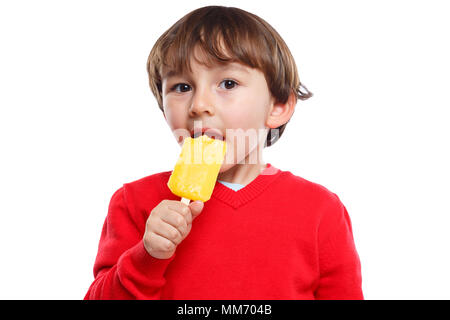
[218,162,235,173]
[217,160,248,173]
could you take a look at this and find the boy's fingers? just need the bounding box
[153,220,184,245]
[148,231,176,252]
[160,210,189,235]
[167,200,203,224]
[189,201,204,219]
[168,203,191,218]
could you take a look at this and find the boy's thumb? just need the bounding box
[189,200,204,219]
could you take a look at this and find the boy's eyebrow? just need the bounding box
[162,70,179,79]
[162,63,249,79]
[218,63,250,74]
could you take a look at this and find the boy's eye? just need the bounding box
[219,79,238,90]
[170,80,238,93]
[171,83,191,93]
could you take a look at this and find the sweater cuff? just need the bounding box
[117,240,176,290]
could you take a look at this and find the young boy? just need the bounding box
[84,6,363,300]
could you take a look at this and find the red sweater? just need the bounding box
[84,163,363,300]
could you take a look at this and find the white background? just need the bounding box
[1,0,449,299]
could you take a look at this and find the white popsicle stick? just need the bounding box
[181,197,190,205]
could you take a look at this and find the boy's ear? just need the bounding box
[266,91,296,129]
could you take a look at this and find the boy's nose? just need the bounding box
[189,90,215,117]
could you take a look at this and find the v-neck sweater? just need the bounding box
[84,163,363,300]
[218,180,245,191]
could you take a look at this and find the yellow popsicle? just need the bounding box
[168,135,227,203]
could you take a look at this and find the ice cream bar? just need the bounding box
[168,135,227,203]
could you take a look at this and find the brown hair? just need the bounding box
[147,5,312,147]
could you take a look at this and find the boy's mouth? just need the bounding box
[190,127,224,141]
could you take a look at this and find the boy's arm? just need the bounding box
[84,187,175,300]
[314,194,363,300]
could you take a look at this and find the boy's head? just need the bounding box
[147,6,312,159]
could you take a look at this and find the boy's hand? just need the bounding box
[143,200,204,259]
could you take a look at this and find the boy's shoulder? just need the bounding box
[280,169,343,205]
[110,170,173,212]
[121,169,173,199]
[124,169,171,188]
[280,169,349,230]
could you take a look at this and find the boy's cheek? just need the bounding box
[171,128,191,145]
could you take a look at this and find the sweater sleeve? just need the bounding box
[84,186,175,300]
[314,193,363,300]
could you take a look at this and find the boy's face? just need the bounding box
[161,47,275,171]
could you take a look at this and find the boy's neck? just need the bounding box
[217,134,267,186]
[218,161,267,186]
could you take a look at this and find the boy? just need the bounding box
[85,6,363,300]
